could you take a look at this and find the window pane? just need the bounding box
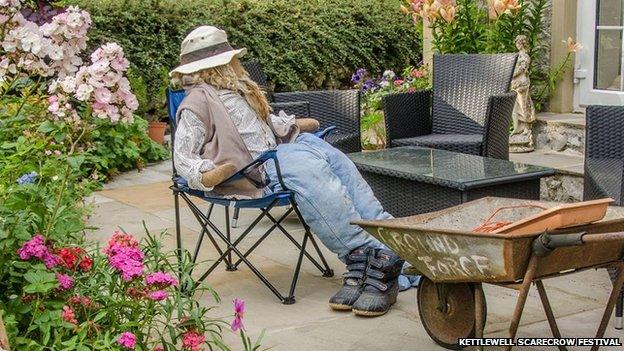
[595,30,623,91]
[598,0,623,26]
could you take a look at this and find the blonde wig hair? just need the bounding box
[171,57,271,120]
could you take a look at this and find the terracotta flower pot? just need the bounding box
[147,121,167,145]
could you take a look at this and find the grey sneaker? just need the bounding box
[329,248,370,311]
[352,249,404,317]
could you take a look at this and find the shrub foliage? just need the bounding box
[67,0,423,118]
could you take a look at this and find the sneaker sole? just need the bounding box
[329,303,353,311]
[352,308,389,317]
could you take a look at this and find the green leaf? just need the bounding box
[67,155,85,169]
[37,121,56,133]
[23,270,58,294]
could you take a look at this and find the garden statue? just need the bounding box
[509,35,536,153]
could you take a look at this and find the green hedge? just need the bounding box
[67,0,422,118]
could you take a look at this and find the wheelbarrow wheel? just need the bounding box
[417,277,487,350]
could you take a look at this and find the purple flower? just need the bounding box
[117,332,136,349]
[361,79,379,92]
[351,68,368,84]
[17,171,38,185]
[17,234,59,269]
[56,273,74,291]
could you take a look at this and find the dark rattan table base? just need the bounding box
[360,170,541,218]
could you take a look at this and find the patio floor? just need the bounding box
[85,161,623,350]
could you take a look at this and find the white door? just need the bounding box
[576,0,624,108]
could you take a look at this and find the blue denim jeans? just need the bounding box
[264,133,417,290]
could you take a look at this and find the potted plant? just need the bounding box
[146,114,168,145]
[352,65,430,150]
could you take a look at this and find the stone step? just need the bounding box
[510,148,584,203]
[533,112,586,155]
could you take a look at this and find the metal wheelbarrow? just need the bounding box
[354,197,624,351]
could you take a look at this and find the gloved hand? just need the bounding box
[201,163,238,188]
[296,118,320,133]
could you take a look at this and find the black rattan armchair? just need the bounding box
[242,60,361,153]
[383,54,518,160]
[583,105,624,329]
[584,105,624,205]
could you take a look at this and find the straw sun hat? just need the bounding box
[169,26,246,76]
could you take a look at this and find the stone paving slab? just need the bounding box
[510,151,584,176]
[86,161,624,350]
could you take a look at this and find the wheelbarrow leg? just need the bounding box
[506,255,539,351]
[474,283,486,351]
[616,291,623,330]
[535,280,568,351]
[592,262,624,351]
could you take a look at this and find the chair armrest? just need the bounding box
[270,101,311,118]
[382,90,432,146]
[221,150,288,191]
[273,90,360,132]
[482,92,516,160]
[314,126,337,139]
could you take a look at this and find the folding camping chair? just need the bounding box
[166,88,335,304]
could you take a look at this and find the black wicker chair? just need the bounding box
[383,53,518,160]
[583,105,624,329]
[242,60,361,153]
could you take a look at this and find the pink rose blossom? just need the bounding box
[117,332,136,350]
[94,87,112,104]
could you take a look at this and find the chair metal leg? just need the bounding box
[264,210,333,276]
[180,193,333,304]
[232,207,240,228]
[174,192,183,281]
[224,206,236,271]
[303,223,334,277]
[284,230,309,305]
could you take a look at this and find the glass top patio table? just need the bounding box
[347,147,556,191]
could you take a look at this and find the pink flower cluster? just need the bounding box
[17,234,59,269]
[105,232,144,281]
[1,4,91,79]
[182,330,205,351]
[49,42,138,122]
[61,305,78,324]
[145,271,178,288]
[117,331,137,350]
[144,271,178,301]
[56,273,74,291]
[1,1,138,123]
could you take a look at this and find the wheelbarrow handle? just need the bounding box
[533,231,624,257]
[533,232,585,257]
